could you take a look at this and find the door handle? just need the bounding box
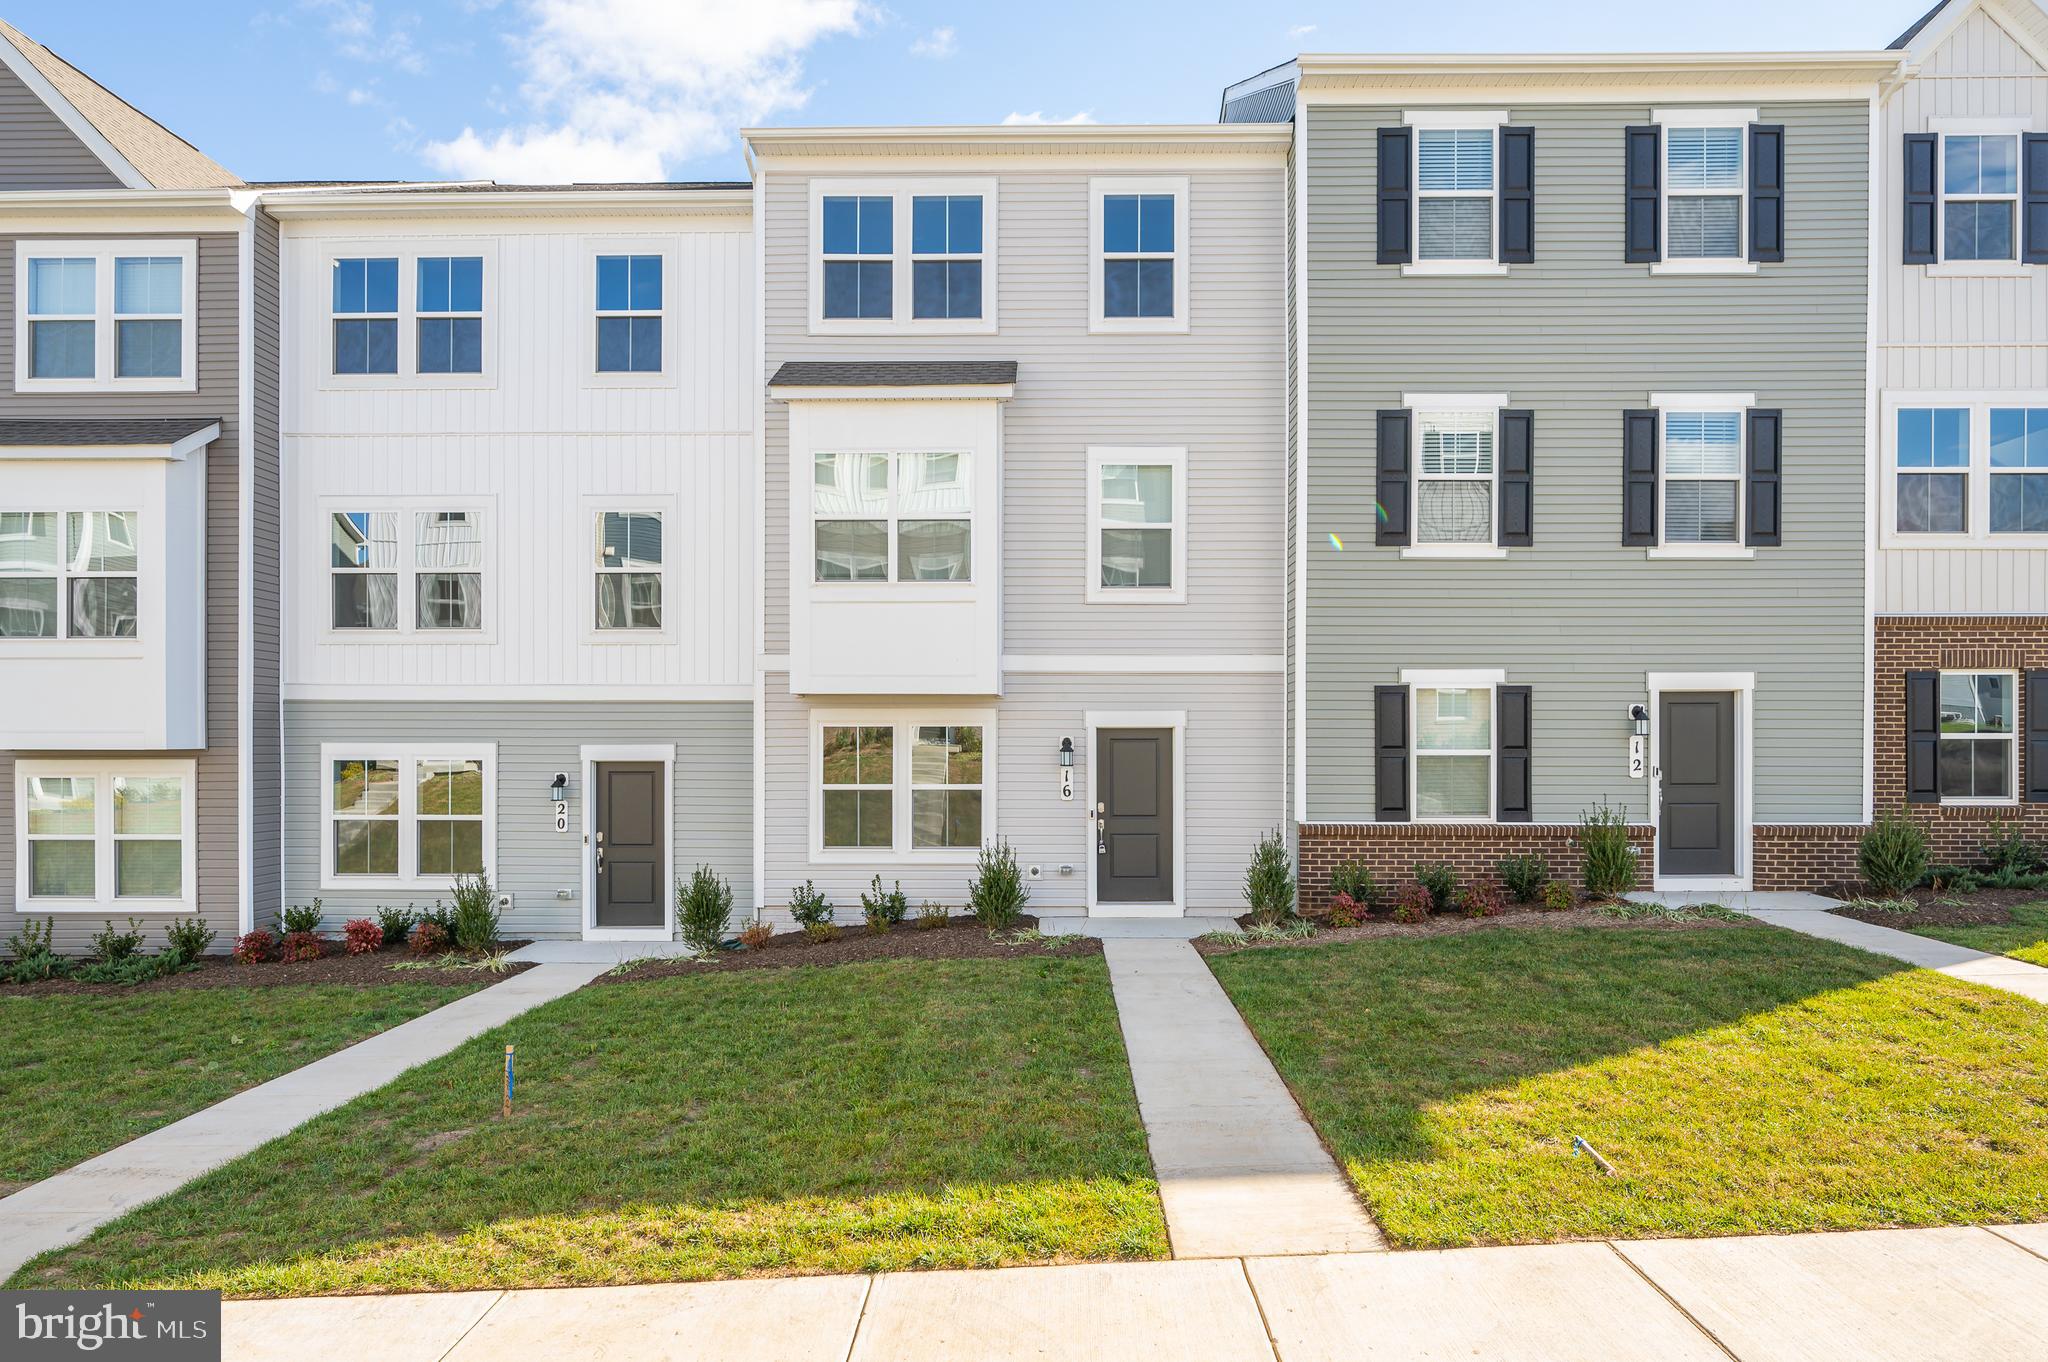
[595,831,605,876]
[1096,817,1105,832]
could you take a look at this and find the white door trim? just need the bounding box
[1084,710,1187,917]
[580,743,676,941]
[1645,672,1754,893]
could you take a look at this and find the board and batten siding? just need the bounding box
[1877,4,2048,614]
[0,61,122,190]
[284,701,754,935]
[1303,102,1870,826]
[0,231,247,951]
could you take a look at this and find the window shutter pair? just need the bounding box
[1377,126,1536,266]
[1373,685,1533,823]
[1910,670,2048,802]
[1625,124,1785,263]
[1376,408,1533,547]
[1908,133,2048,265]
[1620,409,1783,546]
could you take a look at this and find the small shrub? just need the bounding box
[1413,863,1457,915]
[407,920,448,955]
[4,917,71,983]
[279,900,323,936]
[1541,879,1575,913]
[449,873,501,953]
[1496,854,1549,903]
[678,865,735,955]
[738,919,773,949]
[1842,895,1918,915]
[418,900,457,937]
[232,929,276,964]
[1327,860,1377,913]
[1243,920,1318,943]
[861,875,910,934]
[280,930,324,963]
[1860,813,1929,896]
[1458,883,1507,919]
[164,916,216,962]
[788,881,833,940]
[1327,892,1363,929]
[969,840,1030,930]
[75,954,175,986]
[1389,882,1433,924]
[916,901,950,930]
[90,917,146,963]
[375,905,418,947]
[1982,820,2046,875]
[1577,804,1640,899]
[1240,828,1296,927]
[343,918,383,955]
[803,922,838,943]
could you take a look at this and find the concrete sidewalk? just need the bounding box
[220,1224,2048,1362]
[0,962,608,1281]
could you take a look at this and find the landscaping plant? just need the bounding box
[407,921,449,955]
[165,916,216,963]
[1390,882,1433,924]
[1859,813,1929,897]
[343,919,384,955]
[75,954,179,987]
[1457,884,1507,919]
[1926,866,1980,894]
[1540,879,1575,913]
[916,901,950,930]
[1244,828,1296,927]
[279,901,323,936]
[232,929,276,965]
[1413,862,1457,915]
[1982,821,2046,875]
[861,875,910,934]
[1496,854,1549,903]
[738,919,773,949]
[280,931,324,963]
[449,874,501,953]
[375,905,418,947]
[4,916,70,983]
[679,865,735,955]
[1328,860,1377,914]
[969,840,1029,929]
[90,917,146,963]
[1577,804,1640,899]
[1327,892,1364,929]
[788,880,835,942]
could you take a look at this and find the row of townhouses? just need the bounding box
[3,1,2046,947]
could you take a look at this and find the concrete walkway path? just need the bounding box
[1101,938,1383,1258]
[1635,890,2048,1006]
[218,1223,2048,1362]
[0,961,609,1281]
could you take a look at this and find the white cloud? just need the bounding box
[910,25,955,59]
[424,0,869,183]
[1001,110,1096,126]
[1287,23,1317,39]
[303,0,427,75]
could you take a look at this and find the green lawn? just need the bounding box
[1211,925,2048,1248]
[15,957,1163,1295]
[1908,901,2048,967]
[0,984,479,1187]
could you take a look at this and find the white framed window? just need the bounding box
[324,503,489,636]
[1089,176,1190,334]
[809,179,999,335]
[15,759,195,911]
[331,255,398,374]
[325,242,495,386]
[1406,397,1505,555]
[1652,109,1756,274]
[0,509,139,639]
[1404,673,1501,822]
[1930,121,2028,269]
[1937,671,2017,803]
[812,711,994,861]
[1649,393,1754,556]
[414,256,483,374]
[14,239,197,393]
[1086,446,1186,604]
[594,252,662,374]
[1883,392,2048,546]
[813,450,971,583]
[594,509,664,630]
[320,742,496,889]
[1403,111,1508,274]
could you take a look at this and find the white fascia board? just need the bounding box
[743,124,1293,154]
[260,189,754,218]
[0,423,222,462]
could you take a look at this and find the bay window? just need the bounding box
[0,510,138,639]
[813,451,970,582]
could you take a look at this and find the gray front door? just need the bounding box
[1097,729,1173,904]
[1659,693,1736,878]
[595,762,663,928]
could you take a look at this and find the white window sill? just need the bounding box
[1413,817,1497,826]
[1646,545,1755,560]
[1649,260,1759,276]
[1883,533,2048,550]
[1939,798,2018,809]
[15,377,197,396]
[1926,260,2030,279]
[1401,545,1509,560]
[17,899,194,914]
[1401,261,1510,277]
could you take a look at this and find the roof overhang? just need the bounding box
[0,419,220,462]
[771,383,1016,402]
[1295,51,1905,104]
[744,124,1292,160]
[0,187,250,227]
[769,360,1018,402]
[261,187,754,219]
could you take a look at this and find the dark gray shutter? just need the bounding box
[1746,408,1782,547]
[1499,409,1533,546]
[1623,410,1659,546]
[1749,124,1785,263]
[2028,670,2048,802]
[1375,685,1410,823]
[1625,125,1661,263]
[1500,126,1535,264]
[1903,133,1938,265]
[1497,685,1533,823]
[2024,134,2048,266]
[1376,409,1412,546]
[1906,670,1940,803]
[1378,127,1412,266]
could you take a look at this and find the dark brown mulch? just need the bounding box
[1825,887,2039,931]
[1194,903,1744,956]
[597,915,1100,983]
[0,945,534,997]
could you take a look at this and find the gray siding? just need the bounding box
[0,61,120,190]
[1303,102,1870,825]
[0,232,245,952]
[284,701,754,939]
[251,211,282,921]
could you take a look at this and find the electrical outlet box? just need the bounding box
[1027,864,1042,879]
[555,889,573,901]
[1058,864,1074,876]
[495,893,514,910]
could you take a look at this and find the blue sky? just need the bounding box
[7,0,1939,184]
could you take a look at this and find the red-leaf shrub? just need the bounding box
[738,921,773,949]
[343,918,383,955]
[232,929,276,964]
[408,921,448,955]
[1327,892,1362,929]
[1389,882,1433,925]
[1541,880,1575,912]
[280,930,324,963]
[1458,883,1507,919]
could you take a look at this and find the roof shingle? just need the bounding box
[769,361,1018,388]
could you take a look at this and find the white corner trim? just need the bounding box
[1400,667,1507,687]
[1649,392,1757,409]
[1292,93,1311,826]
[0,37,150,189]
[1402,392,1511,409]
[1652,106,1760,127]
[236,211,255,937]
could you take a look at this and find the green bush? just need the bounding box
[1982,820,2046,874]
[75,954,177,986]
[279,900,323,936]
[969,840,1030,929]
[1496,854,1550,903]
[1413,862,1457,915]
[1540,879,1575,912]
[1577,804,1640,899]
[916,901,950,930]
[861,875,910,934]
[676,865,734,954]
[164,916,216,963]
[4,916,70,984]
[375,904,418,947]
[788,880,833,940]
[1859,813,1929,896]
[1244,828,1296,927]
[91,917,145,963]
[1328,859,1377,910]
[449,873,501,953]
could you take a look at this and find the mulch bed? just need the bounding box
[598,915,1100,983]
[1193,902,1745,956]
[0,945,534,997]
[1823,884,2043,931]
